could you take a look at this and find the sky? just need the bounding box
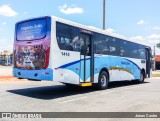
[0,0,160,54]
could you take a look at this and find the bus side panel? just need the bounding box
[52,20,81,84]
[94,56,142,83]
[51,26,81,84]
[54,51,81,85]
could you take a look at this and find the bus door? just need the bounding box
[145,48,151,77]
[80,34,93,83]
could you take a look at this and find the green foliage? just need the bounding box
[156,43,160,48]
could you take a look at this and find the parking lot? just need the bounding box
[0,77,160,120]
[0,65,12,77]
[0,65,160,120]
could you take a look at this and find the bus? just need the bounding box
[13,16,152,89]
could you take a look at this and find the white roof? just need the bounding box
[51,16,149,47]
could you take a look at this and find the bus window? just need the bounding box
[119,40,131,57]
[129,42,138,58]
[56,22,80,52]
[72,36,81,51]
[80,37,85,55]
[94,33,109,55]
[17,19,47,41]
[109,37,120,56]
[138,45,145,59]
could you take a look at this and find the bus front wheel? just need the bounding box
[97,71,109,90]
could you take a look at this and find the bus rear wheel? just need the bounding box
[138,71,145,83]
[97,71,109,90]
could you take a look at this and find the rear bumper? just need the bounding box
[13,68,53,81]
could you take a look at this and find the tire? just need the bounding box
[138,71,145,83]
[97,71,109,90]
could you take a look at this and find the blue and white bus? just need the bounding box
[13,16,152,89]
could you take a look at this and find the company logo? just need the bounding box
[2,113,12,119]
[1,113,42,119]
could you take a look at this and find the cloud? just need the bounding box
[0,5,18,17]
[153,26,160,30]
[59,4,83,14]
[2,22,6,25]
[23,11,28,15]
[129,34,160,54]
[147,34,160,40]
[137,19,144,25]
[137,19,149,25]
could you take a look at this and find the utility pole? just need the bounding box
[103,0,106,30]
[154,45,156,56]
[154,45,156,71]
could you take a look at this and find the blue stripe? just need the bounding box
[124,58,141,70]
[58,58,91,68]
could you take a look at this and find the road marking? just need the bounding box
[100,83,151,95]
[58,96,87,104]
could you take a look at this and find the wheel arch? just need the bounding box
[100,67,110,81]
[141,68,146,78]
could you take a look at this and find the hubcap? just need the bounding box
[140,73,143,82]
[101,75,107,86]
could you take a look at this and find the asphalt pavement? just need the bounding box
[0,78,160,121]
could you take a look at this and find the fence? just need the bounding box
[0,55,13,66]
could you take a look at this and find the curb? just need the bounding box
[152,74,160,77]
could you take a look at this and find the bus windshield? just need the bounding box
[16,19,47,41]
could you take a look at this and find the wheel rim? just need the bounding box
[140,73,144,82]
[101,75,107,86]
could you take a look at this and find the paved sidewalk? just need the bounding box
[0,65,13,76]
[152,70,160,77]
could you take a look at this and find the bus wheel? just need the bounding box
[138,71,145,83]
[97,71,109,90]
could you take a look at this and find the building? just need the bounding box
[155,55,160,70]
[0,50,11,56]
[0,50,12,65]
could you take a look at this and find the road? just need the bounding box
[0,78,160,121]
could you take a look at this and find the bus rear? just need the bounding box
[13,16,53,80]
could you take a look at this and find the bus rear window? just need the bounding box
[16,19,47,41]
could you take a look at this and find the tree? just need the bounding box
[156,43,160,48]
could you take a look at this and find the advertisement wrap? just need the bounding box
[14,17,51,70]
